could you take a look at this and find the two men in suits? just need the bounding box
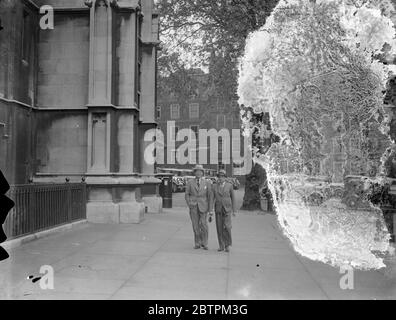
[185,165,236,252]
[185,165,213,250]
[212,169,236,252]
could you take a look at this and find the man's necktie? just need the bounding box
[197,179,200,188]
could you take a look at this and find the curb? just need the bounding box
[2,219,88,251]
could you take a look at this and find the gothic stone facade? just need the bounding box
[0,0,161,223]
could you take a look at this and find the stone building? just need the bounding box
[0,0,161,223]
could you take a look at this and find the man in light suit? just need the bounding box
[185,165,213,250]
[211,170,236,252]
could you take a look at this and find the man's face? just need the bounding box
[195,170,203,178]
[219,175,226,183]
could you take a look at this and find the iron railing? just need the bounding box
[3,183,86,240]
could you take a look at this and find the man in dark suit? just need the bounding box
[212,170,236,252]
[185,165,213,250]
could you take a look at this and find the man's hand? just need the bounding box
[232,211,236,217]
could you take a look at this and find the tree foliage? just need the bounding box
[238,0,396,269]
[157,0,279,100]
[157,0,281,211]
[239,0,396,178]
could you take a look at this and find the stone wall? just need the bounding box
[0,0,37,184]
[37,13,89,109]
[0,100,33,184]
[35,112,88,174]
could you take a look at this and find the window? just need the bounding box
[135,15,143,108]
[232,133,243,166]
[168,123,179,138]
[218,136,223,161]
[156,106,161,119]
[233,114,241,128]
[22,11,31,63]
[189,103,199,118]
[170,104,180,119]
[232,134,241,154]
[190,125,199,139]
[215,98,221,111]
[216,114,226,128]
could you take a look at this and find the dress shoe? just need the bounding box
[225,247,230,252]
[202,246,208,250]
[194,245,200,249]
[218,248,224,252]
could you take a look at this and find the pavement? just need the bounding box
[0,191,395,300]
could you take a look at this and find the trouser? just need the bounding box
[189,205,208,247]
[215,206,232,249]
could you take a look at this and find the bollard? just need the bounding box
[156,173,173,209]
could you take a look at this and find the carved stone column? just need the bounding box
[85,0,117,175]
[83,0,145,223]
[85,0,117,106]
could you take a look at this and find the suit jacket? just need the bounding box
[185,178,213,213]
[213,181,235,214]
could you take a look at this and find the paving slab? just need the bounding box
[1,190,395,300]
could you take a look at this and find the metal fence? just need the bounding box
[3,183,86,240]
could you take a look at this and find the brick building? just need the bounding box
[156,69,245,178]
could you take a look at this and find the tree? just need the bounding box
[157,0,280,98]
[157,0,280,210]
[240,111,279,210]
[238,0,396,269]
[157,48,202,103]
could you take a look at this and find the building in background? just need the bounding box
[0,0,161,224]
[156,69,244,178]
